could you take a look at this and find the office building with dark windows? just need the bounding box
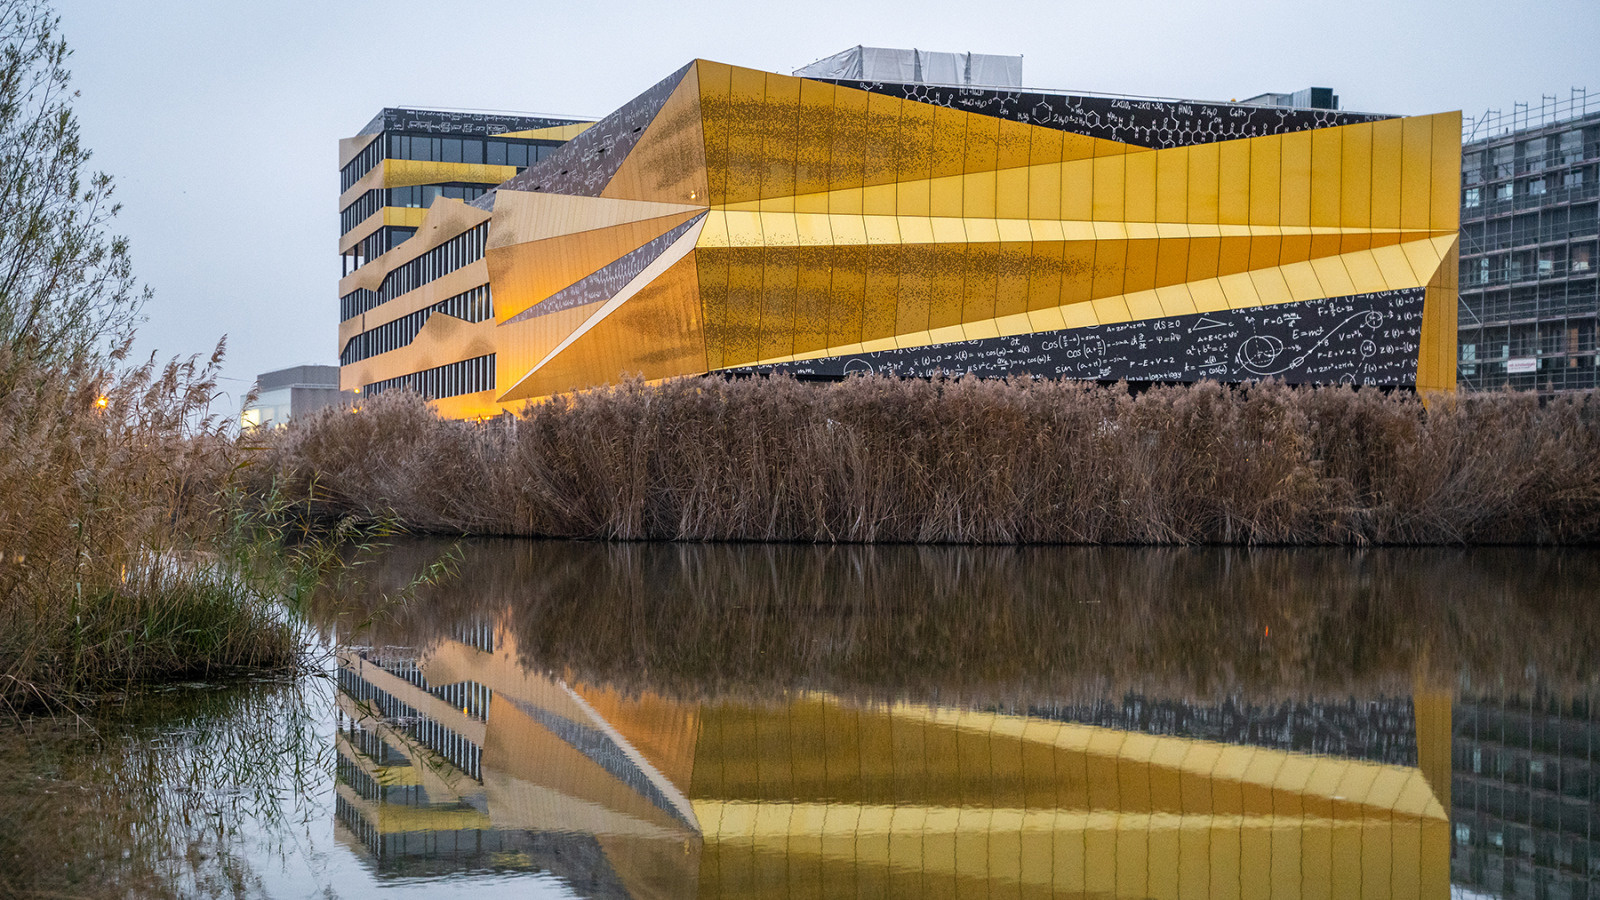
[1457,99,1600,391]
[338,52,1460,419]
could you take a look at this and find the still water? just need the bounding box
[4,541,1599,898]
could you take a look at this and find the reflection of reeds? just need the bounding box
[266,376,1600,544]
[319,539,1600,705]
[0,678,327,898]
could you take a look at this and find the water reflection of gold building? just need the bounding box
[334,623,1453,898]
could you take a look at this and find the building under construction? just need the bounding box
[1458,93,1600,391]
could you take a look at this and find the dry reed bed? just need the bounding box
[268,375,1600,545]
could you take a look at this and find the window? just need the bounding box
[339,285,494,364]
[339,189,384,235]
[387,133,550,170]
[1492,144,1515,178]
[1565,168,1588,188]
[1539,248,1558,275]
[1527,177,1546,196]
[1573,244,1594,272]
[1464,187,1481,208]
[1519,138,1545,172]
[363,354,496,400]
[1559,129,1584,165]
[388,183,491,208]
[340,137,385,192]
[386,227,416,251]
[1495,182,1514,202]
[1463,151,1483,185]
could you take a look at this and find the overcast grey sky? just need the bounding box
[58,0,1598,414]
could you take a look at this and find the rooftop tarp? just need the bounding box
[794,46,1023,88]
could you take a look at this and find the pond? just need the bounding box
[3,540,1598,898]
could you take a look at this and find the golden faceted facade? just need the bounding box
[337,62,1460,417]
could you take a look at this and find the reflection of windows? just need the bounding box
[1464,187,1481,208]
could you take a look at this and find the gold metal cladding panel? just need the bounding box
[757,244,800,361]
[500,254,706,402]
[1217,139,1251,226]
[792,242,835,357]
[337,131,380,171]
[447,63,1459,404]
[340,260,490,349]
[860,234,902,347]
[484,212,702,323]
[827,85,869,200]
[826,244,867,351]
[723,65,768,206]
[697,60,733,207]
[1187,142,1221,225]
[491,302,598,406]
[381,159,520,192]
[694,228,729,371]
[895,240,937,341]
[1430,112,1463,231]
[1281,129,1313,228]
[759,73,802,205]
[862,92,902,192]
[960,234,1001,335]
[994,234,1032,321]
[1342,123,1375,249]
[793,79,835,203]
[720,247,765,367]
[602,64,709,206]
[930,105,967,180]
[1122,237,1159,296]
[1250,134,1282,226]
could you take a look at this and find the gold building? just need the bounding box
[337,60,1461,419]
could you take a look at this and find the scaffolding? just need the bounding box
[1457,91,1600,392]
